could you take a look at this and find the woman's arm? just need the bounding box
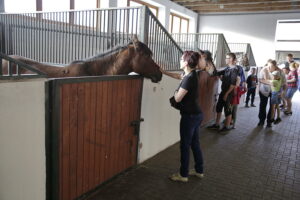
[174,88,188,102]
[160,68,182,80]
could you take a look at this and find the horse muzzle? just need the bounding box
[150,73,162,83]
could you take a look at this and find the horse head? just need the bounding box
[129,36,162,83]
[197,49,216,75]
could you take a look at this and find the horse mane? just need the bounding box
[71,44,129,64]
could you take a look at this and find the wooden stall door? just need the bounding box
[198,71,219,125]
[51,77,143,200]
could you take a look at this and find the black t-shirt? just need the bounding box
[178,70,202,115]
[216,67,238,92]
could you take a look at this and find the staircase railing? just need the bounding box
[172,33,231,68]
[228,43,256,67]
[0,52,46,79]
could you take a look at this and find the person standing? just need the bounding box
[284,62,298,115]
[167,51,205,182]
[245,67,258,107]
[207,53,239,132]
[258,60,276,128]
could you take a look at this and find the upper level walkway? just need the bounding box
[87,92,300,200]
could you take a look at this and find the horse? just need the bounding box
[1,37,162,83]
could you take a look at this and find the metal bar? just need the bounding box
[0,57,2,75]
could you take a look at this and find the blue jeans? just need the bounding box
[179,113,203,177]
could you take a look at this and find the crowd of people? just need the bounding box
[159,51,299,182]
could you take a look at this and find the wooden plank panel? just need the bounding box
[99,81,108,183]
[88,82,97,190]
[104,81,113,181]
[69,83,79,200]
[119,79,129,173]
[60,84,71,200]
[94,82,102,184]
[76,83,85,197]
[82,82,91,192]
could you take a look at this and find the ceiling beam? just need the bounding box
[182,0,300,6]
[189,1,300,9]
[192,5,300,12]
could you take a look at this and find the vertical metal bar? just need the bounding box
[70,11,74,64]
[122,9,125,44]
[0,57,2,75]
[57,12,61,63]
[8,60,12,76]
[92,10,95,56]
[102,10,106,52]
[33,13,37,61]
[85,11,88,58]
[70,11,74,62]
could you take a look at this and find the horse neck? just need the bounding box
[86,52,133,75]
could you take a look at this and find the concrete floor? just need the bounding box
[86,92,300,200]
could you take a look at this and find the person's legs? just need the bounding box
[258,92,268,125]
[251,88,256,106]
[179,114,194,177]
[245,90,251,106]
[191,114,204,174]
[285,88,297,113]
[231,105,237,127]
[266,94,272,127]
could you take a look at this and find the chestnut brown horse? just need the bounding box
[1,37,162,83]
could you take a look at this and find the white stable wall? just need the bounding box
[0,79,47,200]
[198,12,300,66]
[138,75,181,163]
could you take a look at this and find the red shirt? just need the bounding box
[287,70,298,88]
[231,86,247,105]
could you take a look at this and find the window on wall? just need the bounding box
[128,0,158,17]
[4,0,36,13]
[43,0,69,11]
[74,0,98,9]
[169,13,189,34]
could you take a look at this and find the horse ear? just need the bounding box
[132,35,139,50]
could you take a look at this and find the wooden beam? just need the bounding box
[182,0,300,6]
[192,5,300,13]
[189,1,300,10]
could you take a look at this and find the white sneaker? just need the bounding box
[189,169,204,178]
[169,173,188,182]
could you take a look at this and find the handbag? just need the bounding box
[169,96,181,110]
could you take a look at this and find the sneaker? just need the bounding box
[257,121,264,126]
[207,124,220,130]
[266,123,272,128]
[219,126,231,133]
[251,104,256,107]
[274,118,282,124]
[245,104,249,108]
[284,111,293,115]
[189,169,204,178]
[169,173,188,182]
[270,118,275,123]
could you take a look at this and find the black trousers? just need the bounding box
[258,92,272,125]
[246,87,256,105]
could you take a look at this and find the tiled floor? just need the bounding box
[87,92,300,200]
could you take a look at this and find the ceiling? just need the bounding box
[170,0,300,14]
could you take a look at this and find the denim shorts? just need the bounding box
[271,91,280,105]
[286,87,297,99]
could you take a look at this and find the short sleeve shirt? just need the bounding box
[178,70,202,114]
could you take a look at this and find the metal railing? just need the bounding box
[0,6,183,74]
[228,43,256,67]
[0,52,46,79]
[171,33,231,68]
[145,7,182,71]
